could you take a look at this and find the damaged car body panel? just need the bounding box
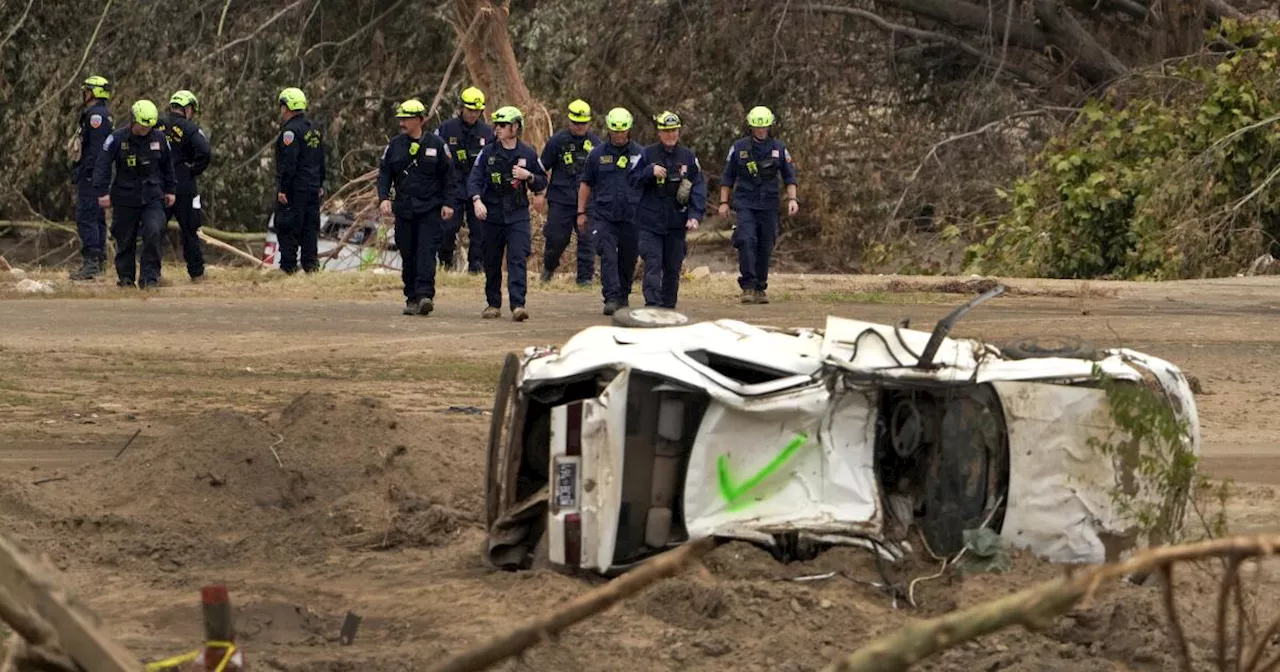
[483,291,1200,574]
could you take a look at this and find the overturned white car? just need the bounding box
[483,287,1200,575]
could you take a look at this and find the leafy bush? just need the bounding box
[966,19,1280,280]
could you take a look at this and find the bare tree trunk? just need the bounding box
[453,0,550,148]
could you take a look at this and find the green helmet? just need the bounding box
[747,105,775,128]
[492,105,523,125]
[131,100,159,127]
[170,89,199,113]
[654,110,681,130]
[278,87,307,111]
[395,98,427,118]
[605,107,633,132]
[82,75,111,100]
[567,98,592,123]
[460,86,485,111]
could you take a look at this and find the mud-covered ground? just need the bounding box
[2,267,1280,671]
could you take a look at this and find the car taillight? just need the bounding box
[564,513,581,568]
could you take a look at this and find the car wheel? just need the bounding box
[610,306,691,329]
[486,352,521,531]
[1001,335,1100,361]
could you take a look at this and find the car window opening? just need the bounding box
[685,348,793,384]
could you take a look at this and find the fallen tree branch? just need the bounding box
[197,230,269,268]
[202,0,302,62]
[801,4,1042,87]
[34,0,114,113]
[301,0,408,58]
[0,0,36,52]
[426,536,720,672]
[1033,0,1129,85]
[822,533,1280,672]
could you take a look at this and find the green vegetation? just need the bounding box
[968,19,1280,280]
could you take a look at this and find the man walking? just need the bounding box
[540,99,601,284]
[70,75,114,281]
[466,106,547,322]
[435,86,493,273]
[629,111,706,310]
[92,100,176,289]
[156,90,213,282]
[578,107,643,315]
[377,99,460,316]
[718,106,798,304]
[273,87,326,274]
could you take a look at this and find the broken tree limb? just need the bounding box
[0,586,55,646]
[1033,0,1129,85]
[426,536,720,672]
[821,533,1280,672]
[0,220,265,243]
[0,532,144,672]
[196,231,269,269]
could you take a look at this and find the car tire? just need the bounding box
[1001,335,1100,361]
[610,306,691,329]
[486,352,521,531]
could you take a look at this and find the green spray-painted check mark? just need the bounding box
[717,432,809,511]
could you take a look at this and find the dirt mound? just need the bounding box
[12,393,481,569]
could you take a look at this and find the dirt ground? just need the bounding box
[3,266,1280,671]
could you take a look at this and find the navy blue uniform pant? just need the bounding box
[593,218,637,306]
[732,207,780,291]
[166,193,205,278]
[76,187,107,258]
[638,228,686,309]
[543,201,594,283]
[112,201,165,286]
[482,219,531,309]
[395,208,445,302]
[443,201,484,273]
[275,192,320,273]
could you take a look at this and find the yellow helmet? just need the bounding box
[82,75,111,100]
[131,100,159,127]
[567,99,591,123]
[747,106,775,128]
[460,86,485,111]
[395,98,427,118]
[170,90,200,113]
[278,87,307,111]
[654,110,681,130]
[491,106,523,125]
[605,107,633,132]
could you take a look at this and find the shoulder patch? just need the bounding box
[89,114,103,129]
[102,135,114,151]
[282,130,295,146]
[150,141,161,151]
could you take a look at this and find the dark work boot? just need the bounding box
[755,290,769,304]
[69,255,100,281]
[417,298,434,316]
[403,299,420,315]
[602,302,619,316]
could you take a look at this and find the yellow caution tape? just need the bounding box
[144,641,238,672]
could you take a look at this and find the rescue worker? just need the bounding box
[435,86,494,273]
[539,99,602,284]
[156,90,213,282]
[91,100,176,289]
[718,105,798,304]
[577,107,643,315]
[273,87,326,274]
[466,105,547,322]
[70,75,114,280]
[376,99,461,316]
[628,111,706,310]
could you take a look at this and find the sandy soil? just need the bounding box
[2,267,1280,671]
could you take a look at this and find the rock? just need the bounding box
[819,598,833,609]
[789,598,802,613]
[691,265,711,279]
[16,278,54,294]
[695,639,732,657]
[9,268,26,279]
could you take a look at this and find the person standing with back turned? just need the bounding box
[273,87,326,274]
[70,76,114,281]
[156,90,213,282]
